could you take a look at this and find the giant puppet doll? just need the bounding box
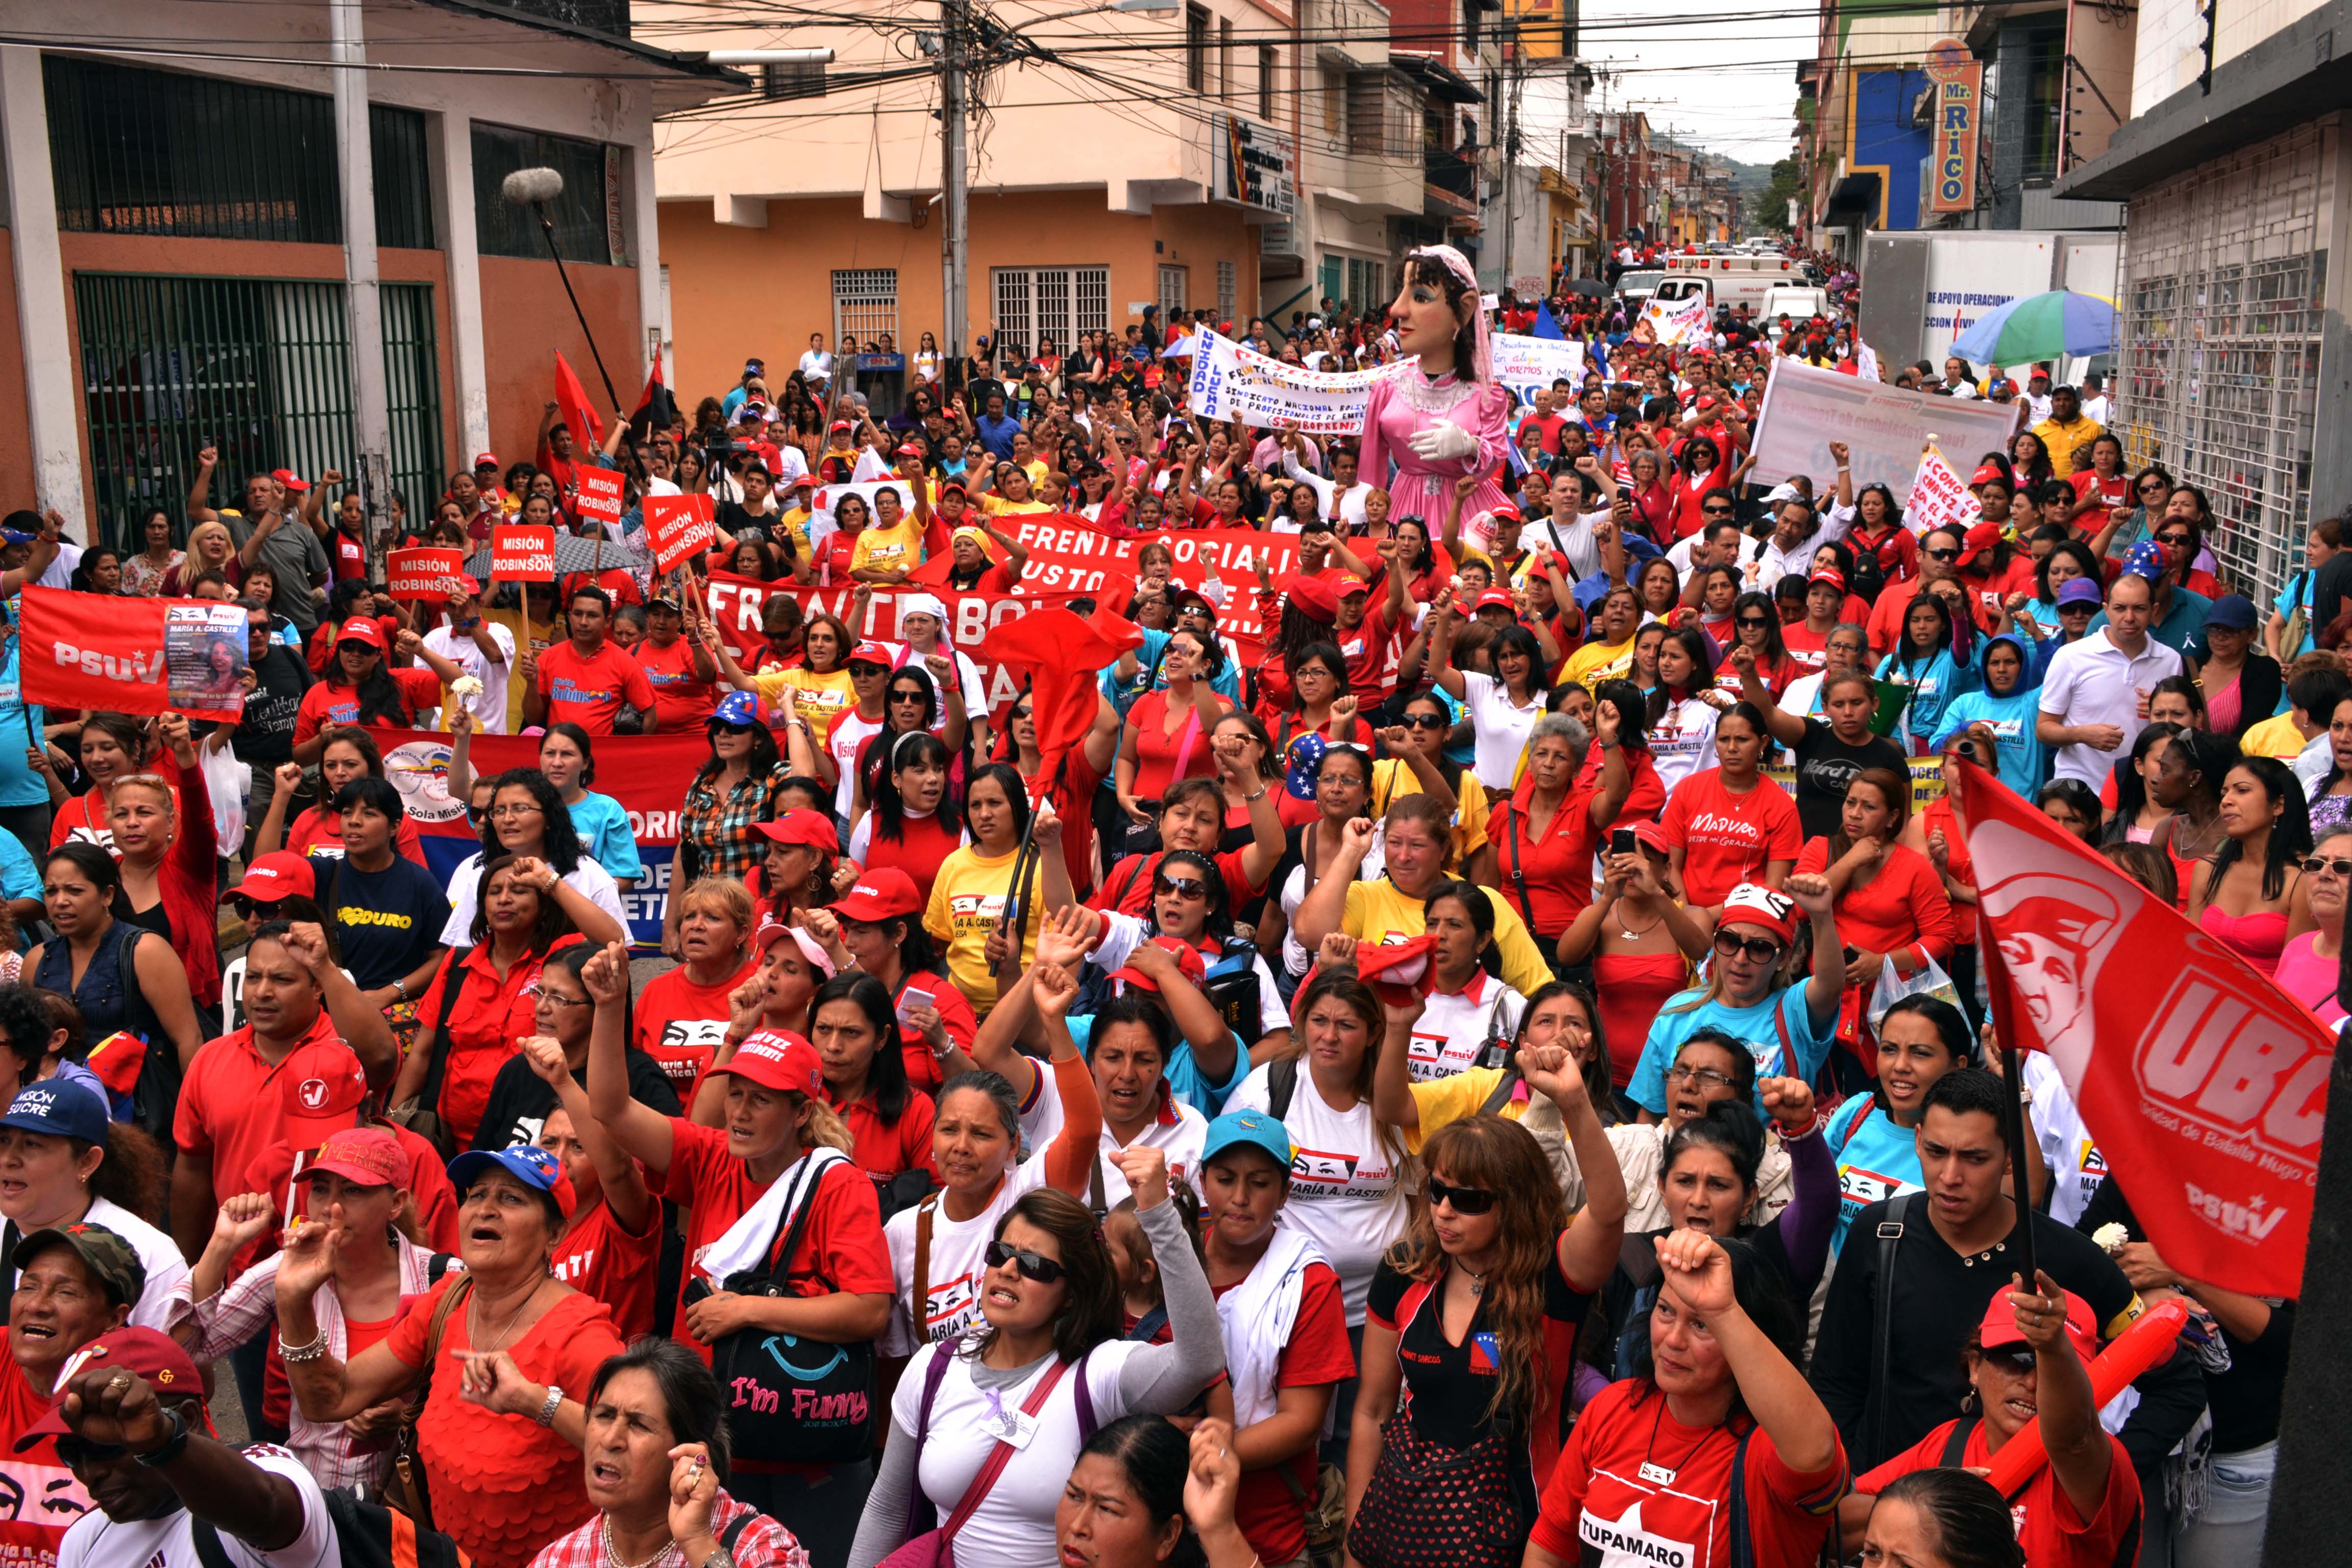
[1356,245,1511,543]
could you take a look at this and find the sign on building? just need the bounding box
[1927,38,1982,215]
[1213,116,1295,219]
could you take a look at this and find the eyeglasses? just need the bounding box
[1403,712,1451,730]
[1981,1344,2039,1377]
[491,803,543,820]
[1667,1064,1739,1091]
[1711,931,1783,963]
[2302,856,2352,877]
[2156,533,2194,548]
[1425,1175,1498,1215]
[1154,875,1208,899]
[1735,616,1772,629]
[527,985,593,1010]
[984,1239,1068,1284]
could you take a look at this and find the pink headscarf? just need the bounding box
[1405,243,1494,385]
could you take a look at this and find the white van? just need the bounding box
[1759,285,1831,324]
[1616,269,1665,306]
[1661,252,1801,312]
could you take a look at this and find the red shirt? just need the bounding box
[411,936,584,1147]
[645,1118,895,1364]
[551,1197,664,1344]
[1093,848,1266,917]
[633,635,717,729]
[0,1355,90,1568]
[1657,767,1802,909]
[286,805,429,867]
[1520,412,1572,455]
[634,959,757,1096]
[1859,1418,2142,1568]
[1530,1379,1847,1568]
[1794,839,1958,971]
[536,640,657,734]
[332,530,368,581]
[858,810,967,908]
[824,1084,938,1182]
[293,668,444,742]
[1849,523,1920,586]
[1213,1262,1355,1565]
[1963,557,2039,624]
[1333,603,1404,700]
[891,968,978,1095]
[1486,783,1601,938]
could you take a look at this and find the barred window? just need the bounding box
[472,124,624,265]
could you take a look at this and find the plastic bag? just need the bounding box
[1868,951,1964,1034]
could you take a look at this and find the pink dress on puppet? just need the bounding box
[1357,370,1512,547]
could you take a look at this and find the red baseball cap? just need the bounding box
[1719,883,1797,945]
[1969,461,2010,487]
[270,468,310,493]
[1631,820,1674,857]
[847,641,895,668]
[1958,521,2004,566]
[1109,936,1207,993]
[752,810,841,854]
[1978,1285,2098,1364]
[333,616,387,651]
[832,868,923,923]
[1286,576,1339,623]
[1351,934,1437,1007]
[1474,588,1517,612]
[227,851,316,904]
[895,443,923,458]
[1332,574,1370,599]
[717,1030,826,1096]
[17,1330,209,1449]
[790,474,817,491]
[306,1126,407,1189]
[1807,567,1846,592]
[473,452,500,469]
[280,1041,368,1146]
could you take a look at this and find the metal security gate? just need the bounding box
[76,274,444,553]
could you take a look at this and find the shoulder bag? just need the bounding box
[385,1274,473,1529]
[878,1348,1095,1568]
[386,952,470,1161]
[703,1152,877,1465]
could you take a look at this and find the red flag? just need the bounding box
[19,587,245,719]
[1957,760,2325,1298]
[633,351,679,430]
[984,596,1141,796]
[553,351,604,448]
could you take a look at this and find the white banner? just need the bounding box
[1748,359,2020,505]
[1641,292,1710,346]
[1492,334,1587,407]
[1905,447,1982,537]
[1186,329,1411,436]
[810,478,915,531]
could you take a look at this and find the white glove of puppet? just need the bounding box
[1405,421,1479,464]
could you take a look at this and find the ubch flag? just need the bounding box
[1958,760,2325,1299]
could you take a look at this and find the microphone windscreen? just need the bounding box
[501,167,565,207]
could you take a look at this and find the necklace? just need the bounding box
[1455,1259,1489,1298]
[1639,1392,1723,1486]
[601,1516,676,1568]
[469,1277,543,1357]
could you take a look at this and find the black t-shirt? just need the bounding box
[1790,719,1907,842]
[715,500,783,542]
[305,853,450,991]
[1809,1196,2142,1471]
[469,1047,681,1154]
[1597,1224,1802,1379]
[237,647,313,768]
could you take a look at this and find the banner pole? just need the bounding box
[1971,801,2039,1289]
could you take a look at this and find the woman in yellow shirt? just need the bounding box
[922,762,1074,1014]
[849,484,926,582]
[1561,583,1643,690]
[977,461,1053,518]
[707,610,868,732]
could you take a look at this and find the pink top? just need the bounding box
[2199,905,2290,977]
[2271,930,2346,1026]
[1358,372,1510,546]
[2206,673,2244,735]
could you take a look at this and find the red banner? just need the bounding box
[20,587,250,718]
[386,547,466,599]
[491,525,557,581]
[646,495,717,577]
[575,468,625,527]
[1958,761,2324,1298]
[697,573,1100,722]
[985,516,1301,662]
[553,351,604,448]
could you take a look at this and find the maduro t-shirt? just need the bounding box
[304,853,448,990]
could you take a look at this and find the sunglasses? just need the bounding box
[889,688,927,702]
[2138,481,2167,494]
[55,1436,126,1467]
[1403,712,1450,730]
[2157,534,2194,548]
[1924,547,1961,561]
[2302,856,2352,877]
[1981,1344,2039,1377]
[230,895,284,921]
[984,1239,1067,1284]
[1736,616,1772,628]
[1701,505,1736,516]
[1711,931,1783,963]
[1154,874,1209,900]
[1425,1175,1498,1215]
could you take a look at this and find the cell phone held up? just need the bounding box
[1610,827,1637,859]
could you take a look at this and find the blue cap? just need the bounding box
[2056,577,2104,607]
[2121,541,2166,582]
[709,690,765,729]
[2204,593,2258,630]
[447,1145,576,1219]
[1283,733,1329,801]
[1200,1110,1294,1172]
[0,1081,109,1145]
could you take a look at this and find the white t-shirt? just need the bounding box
[1223,1063,1408,1322]
[436,852,625,947]
[1020,1063,1211,1207]
[2023,1052,2104,1227]
[1459,669,1546,791]
[57,1446,335,1568]
[1405,971,1526,1082]
[893,1339,1150,1568]
[828,710,887,818]
[883,1156,1055,1356]
[800,349,835,381]
[893,643,989,722]
[1648,694,1722,795]
[1277,835,1387,978]
[422,621,516,734]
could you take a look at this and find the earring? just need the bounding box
[1961,1388,1977,1413]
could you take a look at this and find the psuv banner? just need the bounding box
[20,587,246,718]
[372,727,708,952]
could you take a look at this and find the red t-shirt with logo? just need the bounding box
[536,640,657,734]
[1530,1379,1846,1568]
[332,530,368,582]
[633,958,759,1098]
[633,635,718,729]
[1656,766,1804,908]
[1860,1418,2142,1568]
[1211,1262,1354,1566]
[1334,601,1403,699]
[551,1197,664,1344]
[0,1354,90,1567]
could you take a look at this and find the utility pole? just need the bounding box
[939,0,971,375]
[1500,30,1522,289]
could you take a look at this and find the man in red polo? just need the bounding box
[521,582,658,734]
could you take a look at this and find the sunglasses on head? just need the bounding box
[1712,930,1782,963]
[984,1239,1067,1284]
[1425,1175,1498,1215]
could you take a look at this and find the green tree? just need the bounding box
[1751,157,1801,233]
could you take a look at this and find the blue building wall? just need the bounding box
[1851,68,1931,229]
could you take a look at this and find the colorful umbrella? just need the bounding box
[1950,288,2119,365]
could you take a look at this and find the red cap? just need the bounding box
[455,573,482,595]
[847,640,895,667]
[1109,936,1207,993]
[1807,567,1846,592]
[1474,587,1517,612]
[306,1126,407,1189]
[280,1041,368,1146]
[473,452,500,469]
[227,851,316,904]
[1332,574,1370,599]
[1969,461,2009,487]
[832,868,924,923]
[1351,935,1438,1008]
[752,810,841,854]
[1631,820,1673,856]
[1719,883,1797,945]
[17,1330,209,1449]
[1486,501,1524,525]
[1978,1286,2098,1363]
[829,420,853,432]
[333,616,386,652]
[270,468,310,492]
[1285,576,1339,624]
[1958,521,2003,566]
[1697,395,1718,411]
[895,443,923,458]
[790,474,818,490]
[717,1030,825,1096]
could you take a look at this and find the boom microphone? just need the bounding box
[501,167,565,207]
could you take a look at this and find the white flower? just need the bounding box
[2093,1222,2129,1256]
[449,675,484,699]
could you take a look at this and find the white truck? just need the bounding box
[1858,230,2119,381]
[1662,251,1806,312]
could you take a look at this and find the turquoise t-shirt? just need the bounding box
[1933,687,2048,796]
[1873,647,1973,753]
[1626,982,1837,1117]
[1825,1095,1925,1255]
[568,790,644,882]
[1068,1013,1252,1117]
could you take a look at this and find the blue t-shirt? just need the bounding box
[1873,647,1972,753]
[1067,1013,1252,1117]
[0,638,47,811]
[568,791,644,883]
[1825,1095,1924,1254]
[1933,687,2048,796]
[1099,628,1244,712]
[2275,575,2319,660]
[1626,982,1836,1116]
[975,413,1023,461]
[0,824,36,908]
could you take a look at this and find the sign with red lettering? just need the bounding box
[491,526,557,581]
[645,495,718,576]
[983,517,1300,662]
[386,547,467,600]
[1927,38,1983,214]
[1961,761,2325,1298]
[1904,447,1980,538]
[575,467,625,527]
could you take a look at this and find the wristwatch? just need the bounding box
[701,1551,736,1568]
[535,1384,565,1428]
[136,1404,190,1468]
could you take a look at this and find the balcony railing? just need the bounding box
[1425,148,1478,201]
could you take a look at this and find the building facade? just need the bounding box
[4,0,732,546]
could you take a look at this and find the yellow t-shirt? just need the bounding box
[483,607,559,733]
[1367,758,1489,866]
[923,846,1041,1015]
[772,507,815,558]
[850,519,925,576]
[979,494,1051,518]
[1561,635,1635,691]
[1402,1067,1531,1154]
[1340,880,1551,999]
[752,667,858,731]
[1019,459,1051,488]
[2240,712,2306,762]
